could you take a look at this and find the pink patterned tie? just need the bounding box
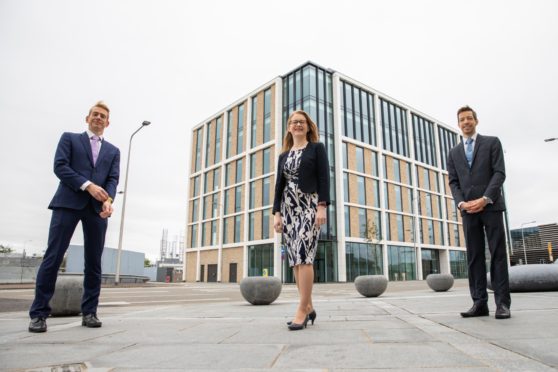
[90,135,100,165]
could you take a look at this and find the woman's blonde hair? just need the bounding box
[281,110,319,153]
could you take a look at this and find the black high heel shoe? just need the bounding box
[286,309,317,326]
[308,310,317,325]
[287,315,309,331]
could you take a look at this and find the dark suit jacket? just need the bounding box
[272,141,330,215]
[447,134,506,215]
[48,132,120,213]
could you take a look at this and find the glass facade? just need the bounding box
[345,242,383,281]
[412,113,436,167]
[421,248,440,278]
[388,245,416,281]
[248,244,274,277]
[380,98,409,157]
[449,250,468,279]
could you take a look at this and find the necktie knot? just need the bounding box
[466,137,473,145]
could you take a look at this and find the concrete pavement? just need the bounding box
[1,279,557,371]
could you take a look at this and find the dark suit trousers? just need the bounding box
[30,205,107,318]
[462,211,511,308]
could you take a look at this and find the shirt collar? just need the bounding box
[86,130,104,141]
[464,132,478,142]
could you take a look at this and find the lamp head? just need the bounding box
[142,121,151,126]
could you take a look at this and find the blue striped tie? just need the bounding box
[465,138,474,167]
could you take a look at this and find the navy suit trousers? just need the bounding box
[30,205,107,318]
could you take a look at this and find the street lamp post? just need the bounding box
[520,220,536,265]
[114,120,151,285]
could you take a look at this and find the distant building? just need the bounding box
[510,223,558,265]
[65,245,145,277]
[184,61,511,283]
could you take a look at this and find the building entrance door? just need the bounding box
[229,263,237,283]
[207,264,218,282]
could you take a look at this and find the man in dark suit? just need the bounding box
[447,105,511,319]
[29,101,120,332]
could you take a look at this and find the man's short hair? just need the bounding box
[457,105,477,121]
[89,101,110,116]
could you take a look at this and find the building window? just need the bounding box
[380,98,409,157]
[342,142,348,169]
[341,81,376,145]
[263,176,271,205]
[213,168,220,191]
[421,249,440,278]
[388,245,416,281]
[215,116,222,164]
[358,208,367,238]
[236,159,243,183]
[237,103,244,154]
[248,244,274,277]
[251,96,257,148]
[345,242,383,282]
[357,176,366,205]
[234,215,241,243]
[248,212,255,241]
[192,176,200,197]
[450,250,468,278]
[438,126,458,171]
[194,128,203,172]
[263,147,271,174]
[263,88,272,143]
[343,173,349,203]
[235,186,242,212]
[191,199,199,222]
[249,181,256,209]
[190,225,197,248]
[262,209,270,239]
[356,146,364,173]
[344,206,350,237]
[412,113,436,167]
[371,151,378,177]
[226,110,233,158]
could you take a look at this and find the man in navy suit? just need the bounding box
[29,101,120,332]
[447,105,511,320]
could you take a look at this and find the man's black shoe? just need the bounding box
[460,303,489,318]
[28,317,47,333]
[495,305,511,319]
[82,313,102,328]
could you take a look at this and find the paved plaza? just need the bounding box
[1,279,557,371]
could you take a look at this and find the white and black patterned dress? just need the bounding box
[281,147,320,267]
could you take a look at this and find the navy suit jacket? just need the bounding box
[447,134,506,215]
[272,141,330,215]
[48,132,120,213]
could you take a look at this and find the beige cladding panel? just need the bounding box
[432,195,440,219]
[230,107,238,157]
[186,252,197,282]
[347,143,356,172]
[349,207,360,237]
[389,214,398,241]
[200,249,218,264]
[403,215,414,243]
[417,166,425,189]
[401,186,411,213]
[384,156,393,180]
[221,247,244,283]
[225,216,234,244]
[254,210,263,240]
[443,174,451,196]
[254,179,263,208]
[365,177,375,207]
[429,170,437,192]
[207,121,215,166]
[270,84,276,140]
[421,218,429,244]
[366,209,379,241]
[348,174,357,204]
[191,129,199,172]
[255,151,263,178]
[419,191,427,217]
[400,160,411,185]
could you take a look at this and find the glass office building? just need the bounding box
[184,61,469,283]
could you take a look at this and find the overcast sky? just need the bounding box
[1,0,557,261]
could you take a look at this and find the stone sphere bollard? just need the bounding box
[426,273,454,292]
[240,276,282,305]
[354,275,388,297]
[50,275,83,316]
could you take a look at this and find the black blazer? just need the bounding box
[447,134,506,215]
[272,141,330,215]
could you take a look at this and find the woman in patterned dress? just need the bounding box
[272,110,330,331]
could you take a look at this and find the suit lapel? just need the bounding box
[80,132,94,166]
[471,134,483,167]
[96,140,109,166]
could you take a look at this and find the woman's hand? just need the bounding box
[316,205,327,226]
[274,213,283,233]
